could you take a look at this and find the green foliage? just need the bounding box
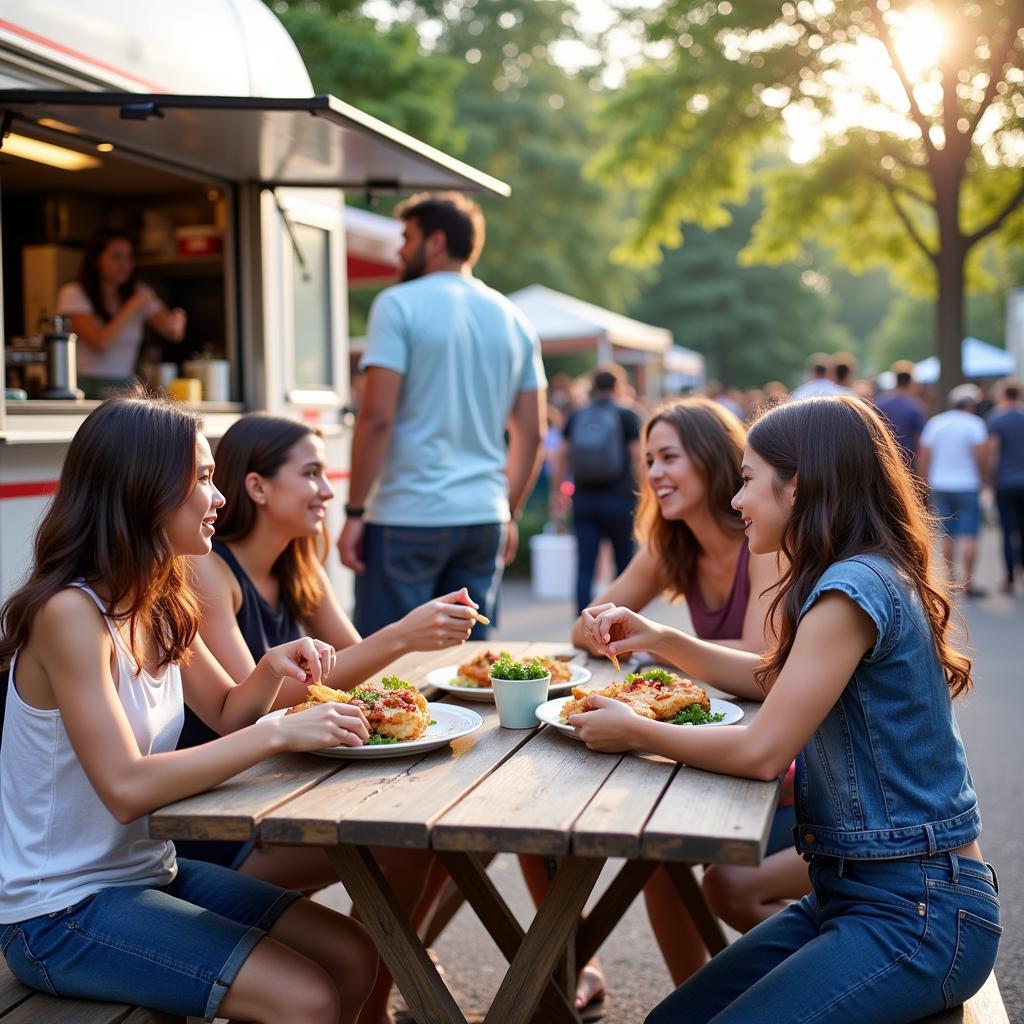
[671,705,727,726]
[381,676,415,690]
[490,654,549,680]
[628,194,854,387]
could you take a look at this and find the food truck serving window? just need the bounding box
[0,92,511,194]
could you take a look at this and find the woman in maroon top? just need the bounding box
[566,397,808,1001]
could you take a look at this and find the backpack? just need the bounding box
[569,401,626,485]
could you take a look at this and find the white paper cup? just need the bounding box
[490,673,551,729]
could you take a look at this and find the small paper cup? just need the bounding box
[490,673,551,729]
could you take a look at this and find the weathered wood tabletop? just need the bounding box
[150,641,780,1024]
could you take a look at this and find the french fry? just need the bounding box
[608,651,621,672]
[472,611,491,626]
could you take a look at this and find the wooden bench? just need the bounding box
[913,971,1010,1023]
[0,958,183,1023]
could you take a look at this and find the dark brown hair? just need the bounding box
[395,191,485,265]
[748,397,971,698]
[635,397,747,599]
[0,387,202,671]
[211,414,326,623]
[78,229,137,321]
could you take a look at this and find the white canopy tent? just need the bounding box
[913,337,1015,384]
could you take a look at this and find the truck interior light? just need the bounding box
[37,117,82,134]
[1,132,101,171]
[96,142,114,152]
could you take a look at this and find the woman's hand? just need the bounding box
[271,701,370,751]
[263,637,336,684]
[165,307,187,341]
[567,694,644,753]
[396,588,478,651]
[580,603,667,660]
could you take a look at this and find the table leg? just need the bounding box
[436,851,581,1024]
[663,861,729,956]
[576,857,660,965]
[327,844,467,1024]
[482,856,604,1024]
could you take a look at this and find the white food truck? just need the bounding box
[0,0,508,603]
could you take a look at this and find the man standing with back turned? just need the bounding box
[338,193,546,637]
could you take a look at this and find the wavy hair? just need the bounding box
[0,387,202,671]
[748,397,971,698]
[210,414,326,623]
[78,229,138,321]
[635,397,748,598]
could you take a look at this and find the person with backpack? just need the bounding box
[552,365,643,613]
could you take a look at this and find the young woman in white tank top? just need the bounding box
[0,390,378,1024]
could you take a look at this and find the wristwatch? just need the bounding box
[344,504,366,519]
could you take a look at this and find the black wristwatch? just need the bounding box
[344,504,366,519]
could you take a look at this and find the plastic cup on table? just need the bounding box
[490,673,551,729]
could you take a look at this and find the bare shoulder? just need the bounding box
[35,586,106,634]
[189,551,241,612]
[27,588,112,675]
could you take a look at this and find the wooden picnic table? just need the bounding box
[150,642,780,1024]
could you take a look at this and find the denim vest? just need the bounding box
[793,554,981,860]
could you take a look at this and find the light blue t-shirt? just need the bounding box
[359,272,546,527]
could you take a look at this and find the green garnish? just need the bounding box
[367,733,399,745]
[449,677,475,687]
[381,676,414,690]
[350,688,380,708]
[626,668,675,685]
[671,704,726,726]
[490,655,549,681]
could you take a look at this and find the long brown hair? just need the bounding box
[211,414,326,623]
[0,388,202,671]
[78,229,138,321]
[635,397,747,598]
[749,397,971,698]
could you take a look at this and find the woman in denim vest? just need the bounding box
[572,396,999,1022]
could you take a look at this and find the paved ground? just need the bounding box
[314,526,1023,1023]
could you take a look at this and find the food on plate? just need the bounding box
[286,676,430,742]
[560,667,720,724]
[489,653,550,681]
[454,649,572,687]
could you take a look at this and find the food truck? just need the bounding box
[0,0,508,602]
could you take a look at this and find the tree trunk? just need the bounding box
[934,174,967,405]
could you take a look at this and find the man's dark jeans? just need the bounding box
[355,522,506,638]
[995,488,1024,583]
[572,492,636,614]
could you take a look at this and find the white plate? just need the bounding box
[258,703,483,759]
[535,695,745,740]
[426,662,593,702]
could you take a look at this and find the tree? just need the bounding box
[593,0,1024,400]
[629,195,855,387]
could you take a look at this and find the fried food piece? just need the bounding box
[560,669,710,723]
[537,657,573,685]
[287,677,430,741]
[456,649,503,687]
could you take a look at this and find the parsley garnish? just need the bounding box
[671,704,726,726]
[490,655,549,681]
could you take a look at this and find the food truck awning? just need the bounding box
[344,206,401,285]
[0,91,510,195]
[508,284,671,356]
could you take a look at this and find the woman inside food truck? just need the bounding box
[57,229,187,399]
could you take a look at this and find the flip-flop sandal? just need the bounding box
[579,991,609,1022]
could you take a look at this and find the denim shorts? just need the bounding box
[0,857,301,1021]
[646,851,1000,1023]
[931,490,982,537]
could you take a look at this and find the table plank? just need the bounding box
[150,753,342,841]
[571,752,677,858]
[641,766,779,865]
[433,727,621,855]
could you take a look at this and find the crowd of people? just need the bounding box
[0,192,1006,1024]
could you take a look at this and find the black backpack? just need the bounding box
[569,401,626,485]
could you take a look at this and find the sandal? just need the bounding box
[579,990,609,1022]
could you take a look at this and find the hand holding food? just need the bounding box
[566,694,641,752]
[397,588,479,651]
[581,603,665,661]
[286,677,431,745]
[274,700,370,751]
[263,637,336,683]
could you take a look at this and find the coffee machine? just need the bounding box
[4,316,84,399]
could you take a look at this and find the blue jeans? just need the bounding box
[646,852,1000,1023]
[355,522,506,638]
[0,858,301,1021]
[572,492,636,614]
[931,490,981,538]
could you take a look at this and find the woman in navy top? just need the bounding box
[185,412,481,1024]
[575,397,998,1023]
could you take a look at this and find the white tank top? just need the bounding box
[0,583,182,923]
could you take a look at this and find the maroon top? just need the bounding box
[685,539,751,641]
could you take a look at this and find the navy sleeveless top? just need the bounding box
[175,541,300,867]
